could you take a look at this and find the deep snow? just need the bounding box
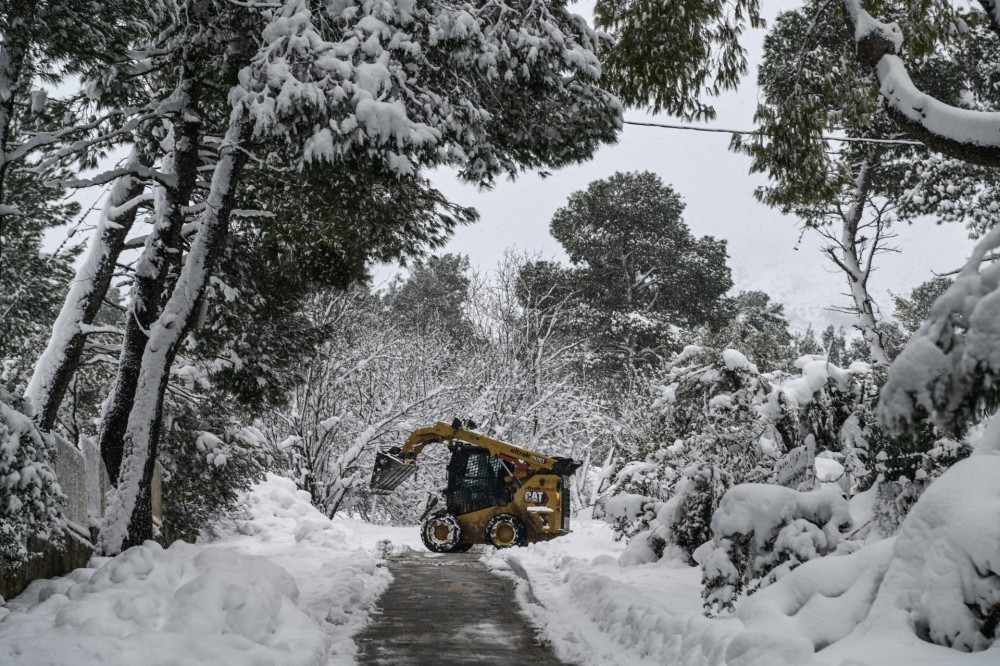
[486,512,1000,666]
[0,474,390,665]
[3,471,998,665]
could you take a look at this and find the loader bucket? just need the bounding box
[370,450,418,494]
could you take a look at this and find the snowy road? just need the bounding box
[355,551,567,665]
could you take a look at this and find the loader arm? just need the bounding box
[400,422,558,473]
[370,421,578,494]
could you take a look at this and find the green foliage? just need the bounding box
[0,164,80,389]
[891,276,952,336]
[160,408,275,542]
[186,160,479,414]
[732,0,880,212]
[537,171,733,377]
[241,163,477,289]
[653,347,773,483]
[551,172,731,331]
[700,485,850,615]
[594,0,763,120]
[385,254,473,339]
[872,435,972,535]
[734,0,1000,232]
[704,291,794,373]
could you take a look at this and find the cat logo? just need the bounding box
[524,490,548,504]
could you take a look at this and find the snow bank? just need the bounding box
[738,538,896,650]
[859,455,1000,652]
[0,474,389,665]
[709,485,850,548]
[485,518,820,666]
[490,514,1000,666]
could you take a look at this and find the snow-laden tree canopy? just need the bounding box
[236,0,621,181]
[12,0,624,555]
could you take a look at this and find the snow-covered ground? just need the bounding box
[0,475,390,665]
[3,469,998,665]
[486,508,1000,666]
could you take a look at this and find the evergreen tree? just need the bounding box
[385,254,474,341]
[704,290,793,373]
[594,0,763,121]
[541,171,733,379]
[7,0,623,554]
[891,277,952,336]
[732,0,1000,365]
[0,165,79,386]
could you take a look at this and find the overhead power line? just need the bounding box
[623,119,928,147]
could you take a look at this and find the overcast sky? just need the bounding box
[399,0,979,333]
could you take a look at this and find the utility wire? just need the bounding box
[624,119,928,147]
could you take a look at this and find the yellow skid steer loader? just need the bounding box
[370,420,582,552]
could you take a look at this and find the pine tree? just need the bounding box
[541,171,733,380]
[14,0,624,554]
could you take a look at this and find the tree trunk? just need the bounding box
[0,19,32,223]
[99,119,247,555]
[98,67,203,485]
[26,151,146,429]
[837,158,890,365]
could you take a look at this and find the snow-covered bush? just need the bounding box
[699,484,851,616]
[871,434,972,536]
[655,347,776,483]
[160,414,275,542]
[616,463,731,566]
[602,459,667,540]
[866,452,1000,651]
[605,347,779,562]
[0,387,65,567]
[766,355,884,493]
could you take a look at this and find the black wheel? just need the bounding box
[421,512,464,553]
[485,513,527,549]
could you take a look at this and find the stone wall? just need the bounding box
[1,438,163,600]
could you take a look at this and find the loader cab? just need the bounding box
[444,444,513,516]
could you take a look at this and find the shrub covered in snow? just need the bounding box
[866,453,1000,651]
[871,434,972,536]
[160,411,275,542]
[0,387,65,568]
[614,464,731,566]
[607,346,960,570]
[698,484,851,615]
[606,348,877,562]
[605,347,774,561]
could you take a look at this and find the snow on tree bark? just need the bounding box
[98,70,203,486]
[25,150,146,430]
[825,158,890,366]
[99,121,248,555]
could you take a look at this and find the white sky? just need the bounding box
[405,1,979,332]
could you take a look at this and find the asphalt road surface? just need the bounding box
[355,551,568,665]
